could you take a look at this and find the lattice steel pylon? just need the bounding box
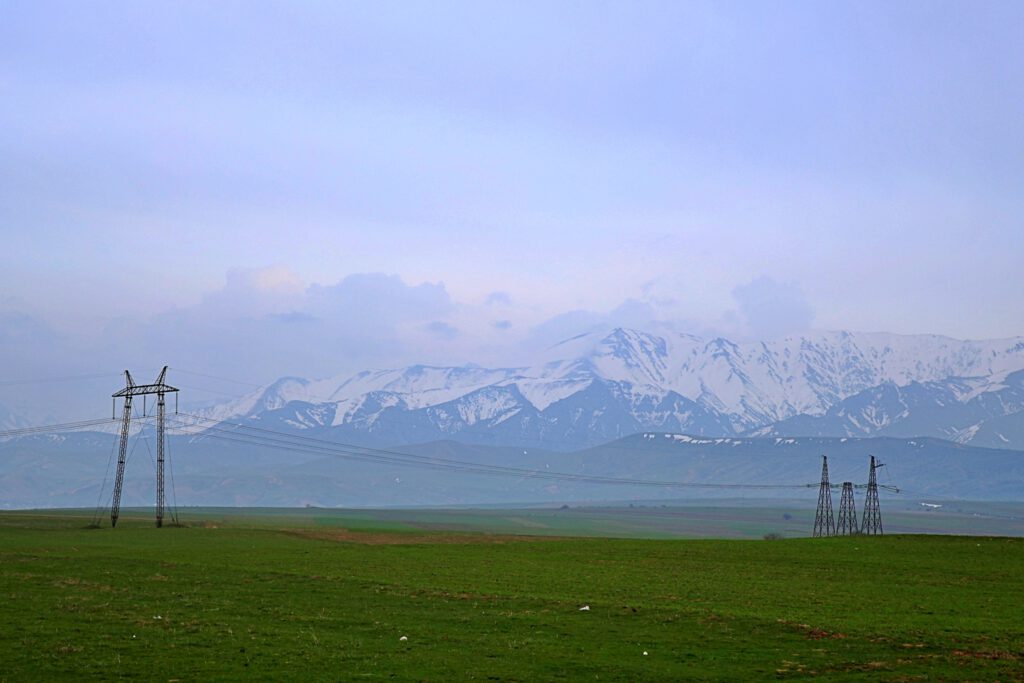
[836,481,859,535]
[110,367,178,528]
[812,455,836,537]
[860,455,884,535]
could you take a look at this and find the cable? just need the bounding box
[168,382,249,398]
[0,417,117,439]
[77,413,154,526]
[140,424,157,473]
[170,412,815,491]
[91,432,119,526]
[0,405,901,498]
[170,368,264,388]
[123,417,147,476]
[0,372,125,388]
[169,367,587,450]
[167,427,180,525]
[171,423,797,489]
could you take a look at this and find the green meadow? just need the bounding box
[1,509,1022,681]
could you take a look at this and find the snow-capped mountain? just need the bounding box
[756,369,1024,445]
[198,328,1024,450]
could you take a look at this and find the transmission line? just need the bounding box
[168,412,815,491]
[0,417,115,439]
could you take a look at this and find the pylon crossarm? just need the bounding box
[112,383,179,398]
[851,484,900,493]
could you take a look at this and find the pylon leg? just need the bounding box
[111,394,133,528]
[837,482,859,535]
[156,392,165,528]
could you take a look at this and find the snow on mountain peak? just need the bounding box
[199,327,1024,448]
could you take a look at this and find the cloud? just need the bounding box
[0,269,822,422]
[523,295,715,351]
[731,275,815,340]
[484,291,512,306]
[308,273,453,328]
[0,309,103,421]
[268,311,318,324]
[527,310,608,348]
[2,269,469,419]
[606,299,660,329]
[81,271,461,391]
[226,265,304,293]
[425,320,459,340]
[200,266,305,317]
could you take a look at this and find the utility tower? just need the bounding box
[111,367,178,528]
[860,455,884,535]
[836,481,859,535]
[812,455,836,537]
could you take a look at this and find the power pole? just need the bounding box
[836,481,859,535]
[860,455,884,535]
[110,367,178,528]
[812,455,835,537]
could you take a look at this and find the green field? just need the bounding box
[1,510,1022,681]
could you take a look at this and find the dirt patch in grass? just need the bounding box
[776,619,848,640]
[951,649,1019,661]
[282,528,560,545]
[53,577,115,592]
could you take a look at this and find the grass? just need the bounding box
[1,509,1022,681]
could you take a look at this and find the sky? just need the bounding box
[2,1,1023,417]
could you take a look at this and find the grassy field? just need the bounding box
[1,510,1022,681]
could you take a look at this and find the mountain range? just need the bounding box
[196,328,1024,450]
[5,327,1022,510]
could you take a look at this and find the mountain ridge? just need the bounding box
[198,327,1024,450]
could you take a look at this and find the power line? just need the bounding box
[165,367,873,455]
[168,367,591,450]
[0,417,115,439]
[91,426,121,527]
[0,370,160,388]
[169,368,264,388]
[169,412,816,491]
[89,414,158,527]
[0,383,903,500]
[0,411,900,496]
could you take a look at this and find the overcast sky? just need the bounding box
[2,1,1023,415]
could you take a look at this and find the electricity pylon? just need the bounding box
[860,455,884,535]
[812,455,835,537]
[836,481,859,535]
[111,367,178,528]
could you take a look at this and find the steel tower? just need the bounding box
[111,367,178,527]
[812,455,836,537]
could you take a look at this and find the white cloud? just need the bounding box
[731,275,815,340]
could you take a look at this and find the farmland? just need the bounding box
[1,509,1022,681]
